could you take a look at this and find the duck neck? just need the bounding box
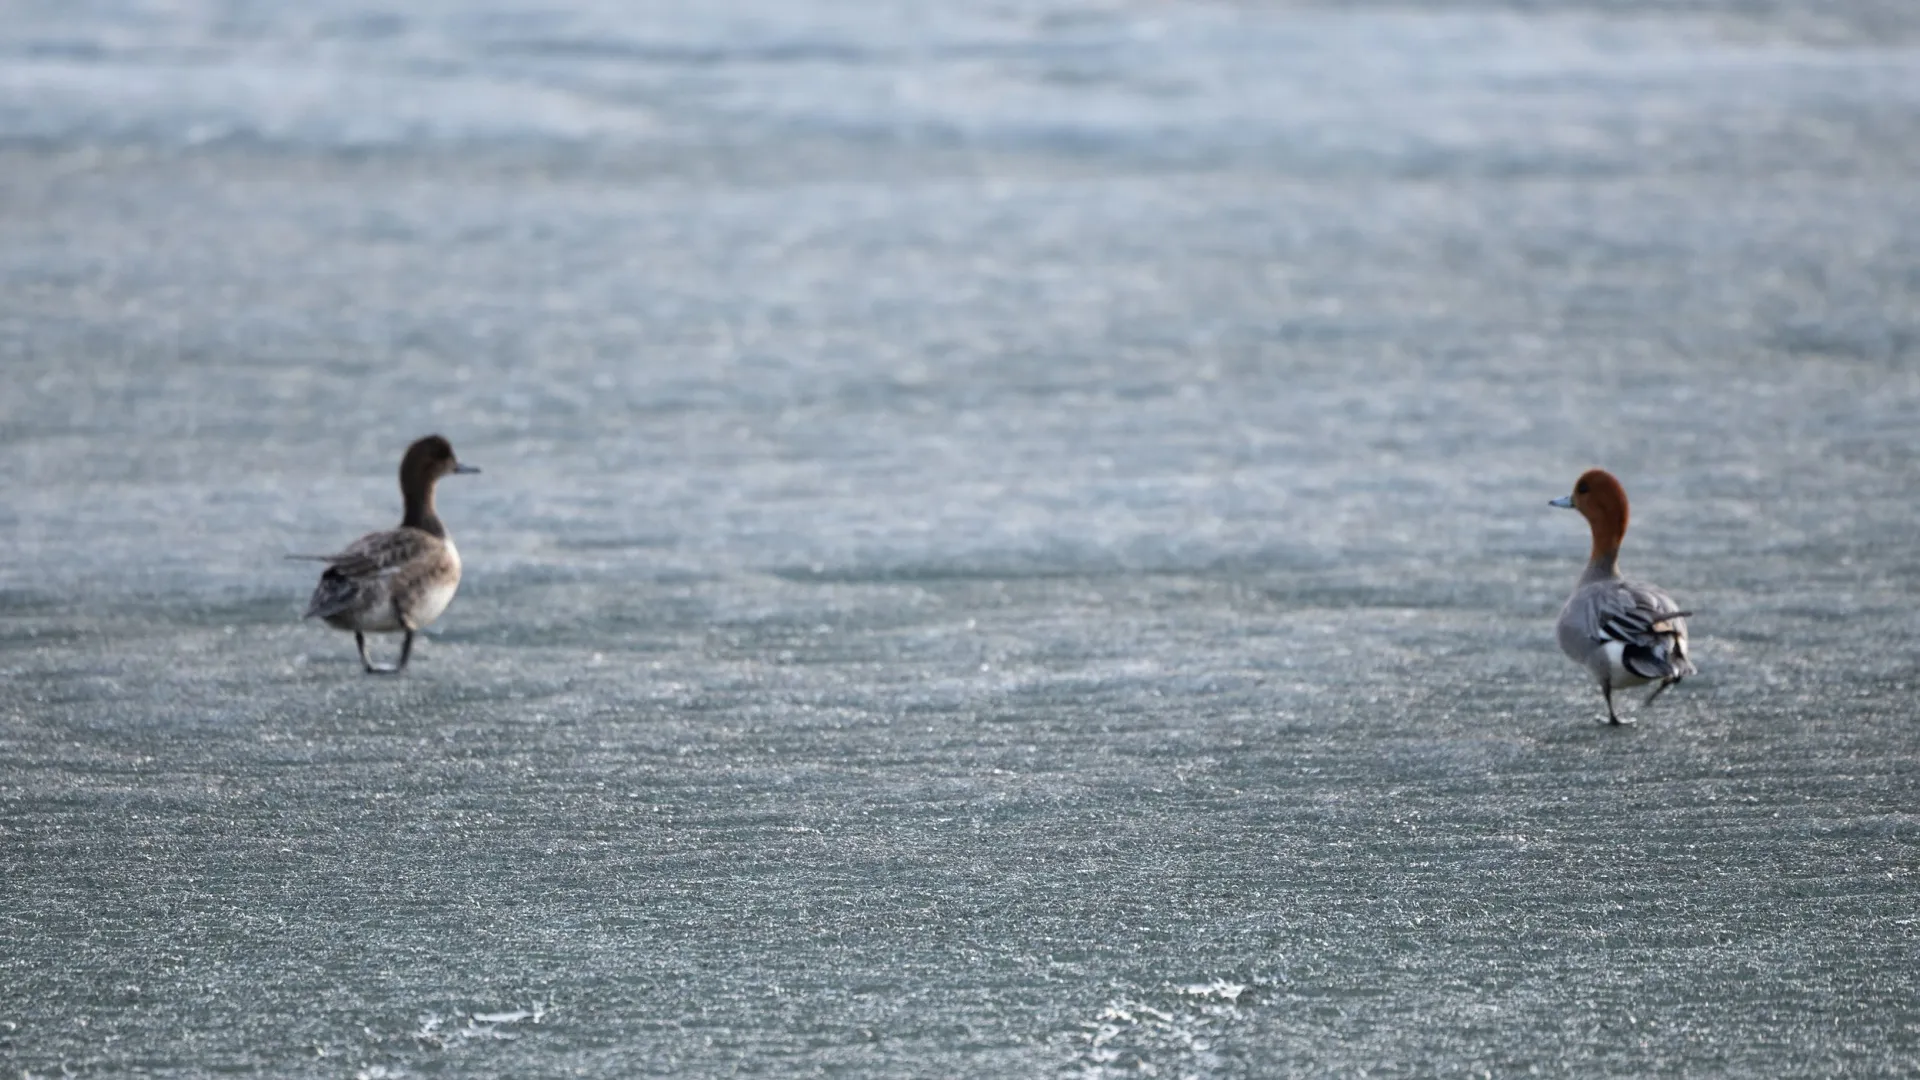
[1580,507,1626,583]
[1581,545,1621,584]
[402,476,447,539]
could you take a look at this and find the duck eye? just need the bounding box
[1575,482,1590,494]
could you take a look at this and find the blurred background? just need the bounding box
[2,1,1918,1076]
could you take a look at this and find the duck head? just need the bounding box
[1551,467,1629,569]
[400,434,478,535]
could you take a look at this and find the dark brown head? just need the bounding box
[1550,468,1630,561]
[399,435,476,485]
[398,435,478,533]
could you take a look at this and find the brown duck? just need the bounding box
[1551,468,1696,724]
[291,435,479,674]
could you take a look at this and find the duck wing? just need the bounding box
[1580,580,1696,681]
[296,529,441,620]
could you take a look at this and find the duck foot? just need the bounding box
[356,631,414,675]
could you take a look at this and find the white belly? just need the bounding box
[1599,640,1653,688]
[405,537,461,629]
[408,577,459,628]
[349,602,406,634]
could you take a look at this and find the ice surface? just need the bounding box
[2,0,1918,1076]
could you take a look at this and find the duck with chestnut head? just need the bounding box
[1550,468,1695,725]
[291,435,479,674]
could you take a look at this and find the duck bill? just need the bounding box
[1548,495,1574,508]
[454,463,482,475]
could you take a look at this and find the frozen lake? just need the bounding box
[3,0,1919,1075]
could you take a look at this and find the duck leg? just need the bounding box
[355,624,414,676]
[355,631,383,674]
[1601,682,1630,726]
[1644,677,1678,708]
[372,602,419,675]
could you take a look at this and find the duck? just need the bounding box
[1551,468,1695,725]
[290,435,479,674]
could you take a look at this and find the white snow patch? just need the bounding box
[1177,978,1248,1003]
[414,1001,555,1048]
[1062,978,1257,1078]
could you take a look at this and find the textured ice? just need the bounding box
[1067,980,1254,1078]
[2,0,1919,1077]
